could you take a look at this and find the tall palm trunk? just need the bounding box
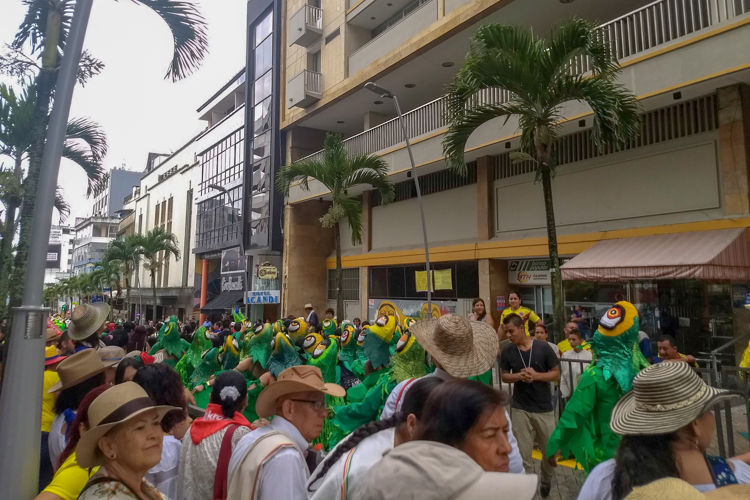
[150,267,158,322]
[537,137,565,342]
[124,270,131,320]
[0,155,23,317]
[334,222,343,322]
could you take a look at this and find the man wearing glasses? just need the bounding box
[228,365,345,499]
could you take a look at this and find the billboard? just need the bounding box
[45,244,62,269]
[221,247,245,274]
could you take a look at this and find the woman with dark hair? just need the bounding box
[48,350,107,469]
[499,291,541,337]
[578,362,750,500]
[114,356,143,384]
[417,378,513,473]
[468,298,495,329]
[177,370,254,500]
[34,385,109,500]
[308,377,444,499]
[133,363,189,499]
[127,325,150,352]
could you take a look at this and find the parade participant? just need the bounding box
[468,297,495,329]
[127,325,150,353]
[97,346,125,385]
[499,291,541,337]
[324,308,335,320]
[227,365,345,500]
[308,377,443,499]
[133,364,189,499]
[58,332,75,356]
[35,385,108,500]
[500,314,559,496]
[75,382,179,500]
[559,329,592,399]
[148,315,189,367]
[40,346,66,490]
[115,355,144,384]
[48,350,107,468]
[655,334,698,366]
[638,330,655,363]
[547,301,649,473]
[304,303,319,331]
[178,371,254,500]
[578,362,749,500]
[68,303,111,350]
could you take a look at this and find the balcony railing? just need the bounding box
[305,69,322,96]
[299,0,748,163]
[306,4,323,30]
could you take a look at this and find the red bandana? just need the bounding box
[190,403,253,444]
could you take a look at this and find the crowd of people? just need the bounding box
[29,295,750,499]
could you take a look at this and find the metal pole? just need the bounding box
[391,96,432,316]
[0,1,93,497]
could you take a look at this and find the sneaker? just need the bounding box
[540,482,551,498]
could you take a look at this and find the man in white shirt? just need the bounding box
[559,330,593,399]
[227,365,345,500]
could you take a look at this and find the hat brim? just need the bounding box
[44,355,66,366]
[68,303,110,341]
[461,472,538,500]
[610,385,743,435]
[255,379,346,418]
[48,365,106,393]
[410,318,499,378]
[76,404,179,468]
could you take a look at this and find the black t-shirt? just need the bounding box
[500,339,560,413]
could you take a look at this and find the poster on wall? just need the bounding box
[367,299,457,324]
[415,269,453,292]
[221,247,244,274]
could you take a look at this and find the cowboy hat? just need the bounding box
[97,346,125,367]
[44,345,66,366]
[624,477,750,499]
[48,349,106,393]
[610,362,743,435]
[410,315,498,378]
[76,382,179,468]
[255,365,345,418]
[68,303,110,341]
[304,304,313,309]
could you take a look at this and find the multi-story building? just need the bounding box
[280,0,750,361]
[44,225,75,284]
[71,216,120,275]
[90,167,143,217]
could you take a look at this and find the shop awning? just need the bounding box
[561,228,750,281]
[200,291,244,311]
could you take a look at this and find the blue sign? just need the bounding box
[245,290,280,305]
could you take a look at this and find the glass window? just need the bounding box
[252,132,271,161]
[253,71,272,105]
[255,36,272,79]
[253,98,271,137]
[255,12,273,47]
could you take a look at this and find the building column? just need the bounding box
[199,258,208,324]
[478,258,509,327]
[718,84,750,215]
[360,191,372,320]
[360,267,369,321]
[476,156,494,241]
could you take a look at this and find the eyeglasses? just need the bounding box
[289,399,327,411]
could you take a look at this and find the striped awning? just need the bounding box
[561,228,750,281]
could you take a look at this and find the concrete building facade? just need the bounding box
[43,225,75,284]
[90,167,142,217]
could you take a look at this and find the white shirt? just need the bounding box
[559,348,592,398]
[380,367,525,474]
[578,457,750,500]
[228,416,309,500]
[49,413,68,469]
[145,434,181,499]
[308,427,395,499]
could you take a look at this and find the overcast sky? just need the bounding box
[1,0,248,222]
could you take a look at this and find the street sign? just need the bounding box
[245,290,281,304]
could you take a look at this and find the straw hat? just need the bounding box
[624,477,750,499]
[97,346,125,367]
[610,362,743,435]
[68,303,110,341]
[44,346,66,366]
[255,365,345,418]
[304,303,313,310]
[48,349,106,393]
[76,382,179,468]
[410,315,498,378]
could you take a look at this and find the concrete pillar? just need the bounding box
[718,84,750,215]
[476,156,494,241]
[361,191,372,253]
[478,258,509,327]
[287,126,327,163]
[360,266,369,321]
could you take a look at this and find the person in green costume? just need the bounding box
[268,331,301,378]
[218,334,241,371]
[392,320,427,383]
[546,301,649,472]
[246,322,273,370]
[148,315,189,367]
[320,318,338,338]
[188,347,221,408]
[175,325,212,386]
[286,317,308,344]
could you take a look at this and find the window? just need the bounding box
[327,268,360,301]
[307,51,321,73]
[253,98,271,137]
[198,128,244,196]
[255,12,272,47]
[255,36,272,78]
[195,185,243,251]
[368,261,478,300]
[253,71,272,105]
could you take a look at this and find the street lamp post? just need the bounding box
[364,82,432,317]
[0,1,94,497]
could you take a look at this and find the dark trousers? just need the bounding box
[39,431,53,493]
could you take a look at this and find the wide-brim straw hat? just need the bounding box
[76,382,179,468]
[410,315,498,378]
[625,477,750,499]
[48,348,106,393]
[255,365,345,418]
[97,346,125,367]
[611,362,743,435]
[68,303,110,341]
[304,304,313,309]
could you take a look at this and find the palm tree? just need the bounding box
[136,227,180,321]
[103,235,141,319]
[97,259,122,310]
[277,133,395,319]
[8,0,208,313]
[443,19,640,335]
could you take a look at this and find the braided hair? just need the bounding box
[210,370,248,418]
[611,433,680,500]
[307,376,443,490]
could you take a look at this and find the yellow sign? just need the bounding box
[415,270,429,292]
[415,269,453,292]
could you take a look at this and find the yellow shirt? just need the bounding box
[42,451,98,500]
[42,370,60,432]
[500,306,540,336]
[557,339,592,354]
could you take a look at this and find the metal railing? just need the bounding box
[305,70,323,96]
[305,4,323,30]
[299,0,748,164]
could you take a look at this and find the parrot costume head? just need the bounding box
[232,306,246,324]
[248,322,273,369]
[287,317,308,342]
[392,317,427,382]
[321,318,338,337]
[308,335,339,384]
[356,324,369,347]
[592,301,645,393]
[302,332,325,357]
[218,334,241,370]
[150,315,188,359]
[189,347,219,389]
[269,331,301,378]
[363,315,396,370]
[273,319,286,335]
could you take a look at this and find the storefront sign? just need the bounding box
[221,275,244,292]
[508,259,556,285]
[245,290,281,304]
[257,264,278,280]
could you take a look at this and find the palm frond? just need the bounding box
[54,185,70,222]
[276,159,327,195]
[13,0,75,55]
[61,142,104,195]
[65,117,108,162]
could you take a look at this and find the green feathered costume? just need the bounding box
[148,316,189,367]
[188,347,220,408]
[175,326,211,386]
[546,301,650,471]
[269,331,301,378]
[392,319,427,383]
[248,322,273,369]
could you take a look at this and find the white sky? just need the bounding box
[0,0,248,222]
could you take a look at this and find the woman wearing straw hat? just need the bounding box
[76,382,180,500]
[579,362,750,500]
[48,349,107,469]
[68,303,111,351]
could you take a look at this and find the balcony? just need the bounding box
[304,0,750,163]
[287,70,322,108]
[289,4,323,48]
